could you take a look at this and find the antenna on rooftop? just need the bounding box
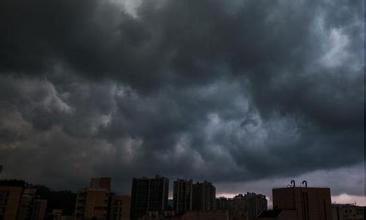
[290,180,295,187]
[301,180,307,187]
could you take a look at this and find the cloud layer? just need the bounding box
[0,0,363,198]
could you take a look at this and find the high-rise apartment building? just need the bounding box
[75,177,112,220]
[0,182,47,220]
[173,179,193,214]
[130,175,169,220]
[192,181,215,211]
[0,186,23,220]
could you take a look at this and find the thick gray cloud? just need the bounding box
[0,0,363,198]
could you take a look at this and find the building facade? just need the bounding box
[75,177,112,220]
[331,204,365,220]
[0,186,23,220]
[0,184,47,220]
[109,195,131,220]
[270,187,332,220]
[31,199,47,220]
[130,175,169,220]
[215,197,230,211]
[243,192,267,220]
[192,181,216,211]
[74,188,110,220]
[173,179,193,214]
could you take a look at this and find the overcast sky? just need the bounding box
[0,0,364,205]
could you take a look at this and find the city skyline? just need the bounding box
[0,0,364,210]
[0,173,363,207]
[1,176,363,220]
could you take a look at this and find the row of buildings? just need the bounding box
[0,176,364,220]
[74,176,267,220]
[0,181,47,220]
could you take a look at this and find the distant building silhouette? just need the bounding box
[242,192,267,220]
[173,179,193,214]
[231,194,246,211]
[215,193,267,220]
[331,204,365,220]
[215,197,230,210]
[192,181,216,211]
[130,175,169,220]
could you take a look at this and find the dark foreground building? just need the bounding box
[130,175,169,220]
[258,186,331,220]
[0,181,47,220]
[110,195,131,220]
[74,180,111,220]
[243,192,267,220]
[173,179,193,214]
[192,181,216,211]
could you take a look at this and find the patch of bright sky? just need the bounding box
[109,0,142,17]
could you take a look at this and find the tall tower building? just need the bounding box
[173,179,193,214]
[192,181,216,211]
[130,175,169,220]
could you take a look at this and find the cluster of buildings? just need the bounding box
[74,176,267,220]
[0,176,364,220]
[0,180,48,220]
[130,176,267,220]
[74,177,130,220]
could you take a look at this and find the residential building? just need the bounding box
[30,198,47,220]
[215,197,230,210]
[109,195,131,220]
[192,181,216,211]
[173,179,193,214]
[130,175,169,220]
[258,186,332,220]
[74,177,112,220]
[331,204,365,220]
[0,182,47,220]
[243,192,267,220]
[0,186,23,220]
[50,209,73,220]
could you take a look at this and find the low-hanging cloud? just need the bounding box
[0,0,363,196]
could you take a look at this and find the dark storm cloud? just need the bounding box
[0,0,363,195]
